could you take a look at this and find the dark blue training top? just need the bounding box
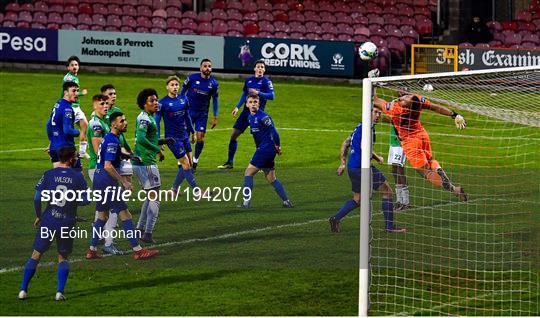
[96,132,122,170]
[46,98,80,151]
[180,73,219,116]
[236,76,275,111]
[248,110,280,152]
[156,95,194,138]
[34,167,88,219]
[348,123,376,169]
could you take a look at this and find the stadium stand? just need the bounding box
[0,0,537,73]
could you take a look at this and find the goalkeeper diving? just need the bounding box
[373,88,468,202]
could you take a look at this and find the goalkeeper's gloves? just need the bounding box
[367,68,380,78]
[158,137,175,145]
[451,111,467,129]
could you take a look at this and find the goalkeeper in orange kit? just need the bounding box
[373,93,468,201]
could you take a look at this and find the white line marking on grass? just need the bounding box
[395,289,525,316]
[0,199,478,274]
[1,128,537,153]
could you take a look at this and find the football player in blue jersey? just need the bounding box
[156,75,199,194]
[238,94,292,209]
[47,81,82,171]
[86,112,159,260]
[218,60,275,169]
[180,58,219,172]
[18,146,89,301]
[329,108,406,234]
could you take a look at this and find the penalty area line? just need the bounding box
[0,199,476,275]
[1,128,537,153]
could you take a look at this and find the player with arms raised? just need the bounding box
[218,60,275,169]
[329,108,405,233]
[18,146,89,301]
[62,56,89,158]
[373,93,468,201]
[238,94,292,209]
[180,59,219,171]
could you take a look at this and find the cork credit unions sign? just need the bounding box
[57,30,224,68]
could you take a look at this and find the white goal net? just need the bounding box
[360,66,539,316]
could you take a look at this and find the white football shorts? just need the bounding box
[133,165,161,190]
[388,146,406,167]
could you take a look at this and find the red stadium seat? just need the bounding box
[153,9,167,18]
[516,10,532,22]
[34,2,48,13]
[166,28,180,34]
[120,25,135,32]
[488,40,503,47]
[475,43,490,48]
[259,23,275,33]
[402,29,419,45]
[354,26,370,37]
[417,19,433,34]
[48,4,64,14]
[153,0,167,10]
[504,33,522,46]
[47,13,62,24]
[244,22,260,35]
[501,21,519,31]
[228,1,243,11]
[518,21,536,31]
[227,30,242,37]
[91,4,107,15]
[183,10,198,20]
[135,26,149,33]
[136,16,151,28]
[274,21,290,33]
[521,42,538,48]
[34,12,49,24]
[486,20,502,31]
[17,21,30,28]
[212,9,227,20]
[62,13,78,25]
[212,22,228,35]
[5,3,19,12]
[400,16,416,26]
[197,22,212,34]
[522,33,539,44]
[137,6,152,18]
[274,12,289,22]
[305,33,321,40]
[212,0,227,10]
[31,22,46,29]
[2,21,16,27]
[166,7,182,18]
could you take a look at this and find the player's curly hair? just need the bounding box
[137,88,158,109]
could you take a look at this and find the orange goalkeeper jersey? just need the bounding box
[382,97,431,139]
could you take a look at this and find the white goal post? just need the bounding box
[359,66,540,316]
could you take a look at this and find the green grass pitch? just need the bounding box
[0,69,538,315]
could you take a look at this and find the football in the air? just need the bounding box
[358,42,378,61]
[422,84,434,92]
